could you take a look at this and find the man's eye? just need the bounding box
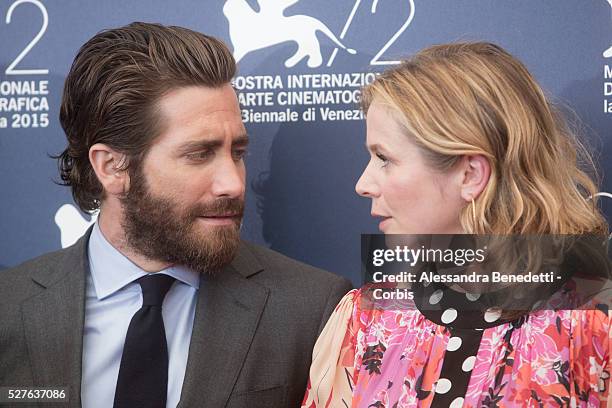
[187,151,212,161]
[376,153,389,167]
[232,149,247,161]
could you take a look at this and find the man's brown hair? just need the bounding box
[57,22,236,212]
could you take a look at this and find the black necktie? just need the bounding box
[114,274,176,408]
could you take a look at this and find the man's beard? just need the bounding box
[120,170,244,273]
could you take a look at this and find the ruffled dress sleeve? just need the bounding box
[301,289,360,408]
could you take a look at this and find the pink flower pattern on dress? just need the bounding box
[302,278,611,408]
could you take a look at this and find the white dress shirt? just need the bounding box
[81,222,200,408]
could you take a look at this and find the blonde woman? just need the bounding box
[302,42,611,407]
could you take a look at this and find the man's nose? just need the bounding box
[211,157,245,198]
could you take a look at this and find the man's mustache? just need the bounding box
[188,198,245,218]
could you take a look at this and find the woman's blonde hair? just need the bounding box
[361,42,608,236]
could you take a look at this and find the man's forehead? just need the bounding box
[157,85,240,122]
[153,85,244,143]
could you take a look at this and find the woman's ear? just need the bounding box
[89,144,129,196]
[460,154,491,201]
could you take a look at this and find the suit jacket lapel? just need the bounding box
[21,230,90,408]
[178,243,269,407]
[19,232,267,407]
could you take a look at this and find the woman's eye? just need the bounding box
[376,153,389,167]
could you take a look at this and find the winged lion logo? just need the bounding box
[223,0,356,68]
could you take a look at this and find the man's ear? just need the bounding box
[89,144,129,196]
[460,154,491,201]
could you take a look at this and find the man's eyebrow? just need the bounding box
[176,139,223,154]
[232,134,249,147]
[176,134,249,154]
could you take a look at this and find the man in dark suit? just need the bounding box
[0,22,352,407]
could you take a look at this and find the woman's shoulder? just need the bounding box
[532,276,612,343]
[539,274,611,312]
[317,288,360,342]
[565,275,611,315]
[321,285,424,339]
[570,276,611,332]
[337,287,361,308]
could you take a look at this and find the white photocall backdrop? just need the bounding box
[1,0,612,284]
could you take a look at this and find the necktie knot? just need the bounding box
[137,274,175,306]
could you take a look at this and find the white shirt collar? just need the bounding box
[88,222,200,300]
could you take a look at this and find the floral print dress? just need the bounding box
[301,276,611,407]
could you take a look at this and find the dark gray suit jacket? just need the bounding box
[0,230,352,407]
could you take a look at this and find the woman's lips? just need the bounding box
[372,214,391,231]
[378,217,391,231]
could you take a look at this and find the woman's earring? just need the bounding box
[470,196,477,233]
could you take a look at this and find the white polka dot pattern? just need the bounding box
[462,355,476,372]
[446,336,462,351]
[484,308,502,323]
[465,292,480,301]
[441,308,458,324]
[449,397,464,407]
[435,378,452,394]
[429,289,444,305]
